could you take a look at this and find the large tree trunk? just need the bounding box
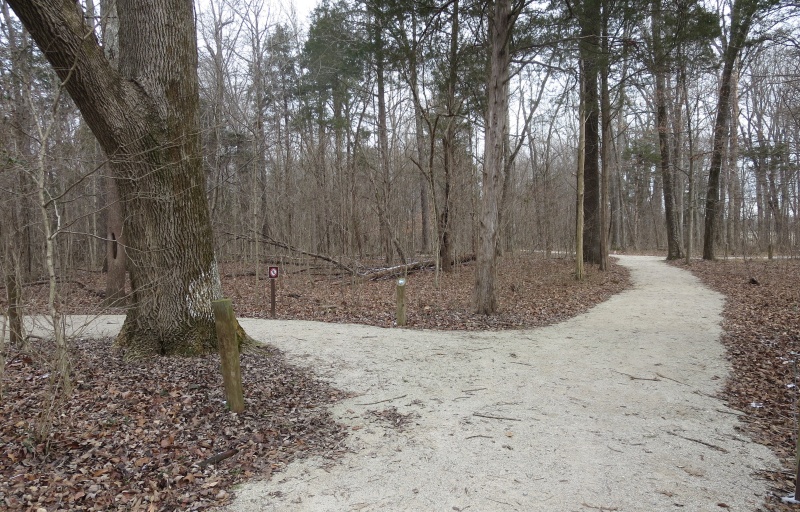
[578,0,602,265]
[475,0,514,314]
[652,0,683,260]
[99,0,126,304]
[440,135,454,273]
[9,0,229,357]
[439,0,459,273]
[598,2,611,270]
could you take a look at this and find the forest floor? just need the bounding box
[0,254,798,510]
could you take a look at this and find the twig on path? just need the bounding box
[473,412,522,422]
[486,497,513,506]
[655,373,718,398]
[355,394,407,406]
[667,431,729,453]
[692,389,719,399]
[510,361,533,367]
[655,372,688,385]
[614,370,660,381]
[716,408,745,416]
[581,503,619,511]
[466,435,493,439]
[462,387,487,393]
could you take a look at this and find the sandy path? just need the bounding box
[45,255,778,511]
[227,255,776,511]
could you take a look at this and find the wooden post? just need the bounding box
[268,266,278,318]
[212,299,244,413]
[270,278,276,318]
[396,278,407,326]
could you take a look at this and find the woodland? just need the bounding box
[1,0,800,509]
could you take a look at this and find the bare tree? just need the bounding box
[703,0,763,259]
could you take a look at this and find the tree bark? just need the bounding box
[652,0,683,260]
[475,0,514,314]
[578,0,602,265]
[439,0,460,273]
[599,3,611,270]
[576,68,586,280]
[104,175,127,304]
[8,0,229,357]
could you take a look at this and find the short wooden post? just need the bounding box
[212,299,244,413]
[396,278,407,327]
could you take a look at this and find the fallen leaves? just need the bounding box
[0,341,348,511]
[231,255,630,330]
[13,254,631,332]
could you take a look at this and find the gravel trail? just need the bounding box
[224,255,777,511]
[47,255,778,511]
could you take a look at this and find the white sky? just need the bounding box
[195,0,320,27]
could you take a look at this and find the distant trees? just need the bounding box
[702,0,772,260]
[2,0,799,330]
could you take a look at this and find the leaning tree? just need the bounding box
[7,0,244,357]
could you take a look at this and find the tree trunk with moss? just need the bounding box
[9,0,236,357]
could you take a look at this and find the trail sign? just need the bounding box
[267,266,278,318]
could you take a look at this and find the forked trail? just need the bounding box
[60,256,778,511]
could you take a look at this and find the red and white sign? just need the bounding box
[268,266,279,279]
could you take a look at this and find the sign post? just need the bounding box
[396,278,407,326]
[268,266,278,318]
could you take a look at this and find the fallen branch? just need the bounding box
[614,370,660,382]
[261,234,360,275]
[462,387,488,393]
[655,372,688,386]
[666,431,729,453]
[360,254,475,281]
[581,503,619,511]
[473,412,522,422]
[225,231,360,275]
[355,394,407,406]
[19,278,88,289]
[197,448,239,468]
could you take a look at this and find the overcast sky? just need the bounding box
[196,0,321,25]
